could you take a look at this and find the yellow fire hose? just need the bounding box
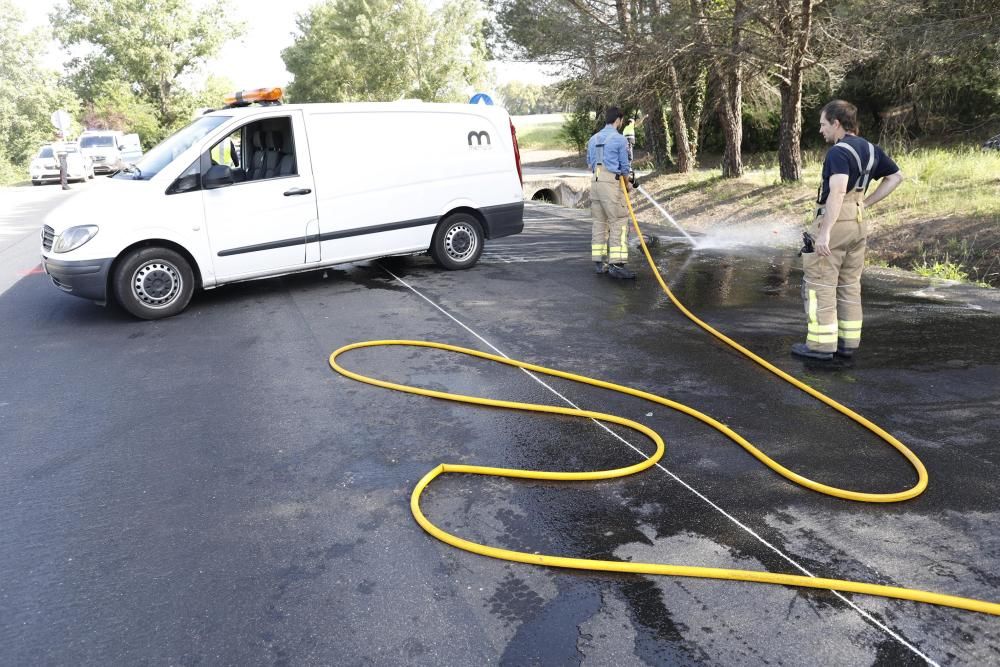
[326,180,1000,617]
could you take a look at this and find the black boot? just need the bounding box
[607,264,636,280]
[791,343,833,360]
[594,261,607,274]
[836,342,856,358]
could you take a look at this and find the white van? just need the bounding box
[120,133,144,165]
[40,92,524,319]
[78,130,127,174]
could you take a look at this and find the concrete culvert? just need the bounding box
[531,189,559,205]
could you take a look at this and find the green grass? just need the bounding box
[0,159,26,186]
[873,148,1000,229]
[641,146,1000,286]
[720,147,1000,229]
[516,122,572,150]
[912,255,970,282]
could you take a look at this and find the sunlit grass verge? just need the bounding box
[701,147,1000,230]
[869,148,1000,229]
[516,122,572,150]
[912,255,971,282]
[0,159,26,187]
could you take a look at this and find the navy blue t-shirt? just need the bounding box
[817,134,899,204]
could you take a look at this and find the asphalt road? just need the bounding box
[2,186,999,665]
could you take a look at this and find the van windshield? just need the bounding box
[114,115,230,181]
[80,135,116,148]
[37,147,54,158]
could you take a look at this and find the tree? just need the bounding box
[690,0,745,178]
[492,0,1000,181]
[835,0,1000,140]
[490,0,701,172]
[51,0,243,129]
[283,0,490,103]
[0,1,80,173]
[772,0,815,182]
[499,82,540,114]
[83,81,161,143]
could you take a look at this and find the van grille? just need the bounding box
[42,225,54,251]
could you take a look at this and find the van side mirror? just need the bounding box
[203,164,234,189]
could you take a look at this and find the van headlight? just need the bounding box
[53,225,99,253]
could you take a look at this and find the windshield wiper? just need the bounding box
[121,164,143,180]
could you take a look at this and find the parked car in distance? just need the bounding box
[983,133,1000,151]
[121,133,144,165]
[30,143,95,186]
[79,130,126,174]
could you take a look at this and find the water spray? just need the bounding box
[636,185,697,246]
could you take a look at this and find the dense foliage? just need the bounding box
[489,0,1000,179]
[282,0,489,103]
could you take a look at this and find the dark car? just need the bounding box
[983,133,1000,150]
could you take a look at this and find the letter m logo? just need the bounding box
[468,131,491,146]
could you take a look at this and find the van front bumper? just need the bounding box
[42,256,113,304]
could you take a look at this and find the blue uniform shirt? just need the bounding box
[817,134,899,204]
[587,125,631,175]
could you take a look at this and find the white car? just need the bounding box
[40,88,525,319]
[30,143,95,185]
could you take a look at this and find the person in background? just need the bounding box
[622,117,637,162]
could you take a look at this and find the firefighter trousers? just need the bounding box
[591,170,629,265]
[802,192,867,353]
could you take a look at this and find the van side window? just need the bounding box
[209,129,244,182]
[208,117,297,185]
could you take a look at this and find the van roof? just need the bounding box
[203,101,511,119]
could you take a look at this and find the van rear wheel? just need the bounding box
[430,213,484,270]
[113,247,194,320]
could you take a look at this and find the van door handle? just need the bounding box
[283,187,312,196]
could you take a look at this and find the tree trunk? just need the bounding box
[777,0,813,182]
[642,96,670,170]
[778,78,803,181]
[719,0,744,178]
[614,0,629,35]
[691,0,743,178]
[719,102,742,178]
[667,62,693,173]
[687,65,708,158]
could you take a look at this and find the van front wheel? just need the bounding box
[113,247,195,320]
[430,214,484,270]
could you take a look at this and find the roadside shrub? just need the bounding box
[0,159,25,186]
[698,107,781,154]
[560,110,595,155]
[912,254,969,282]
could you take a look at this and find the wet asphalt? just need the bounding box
[1,202,999,665]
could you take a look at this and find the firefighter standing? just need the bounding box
[587,107,636,280]
[57,145,70,190]
[622,117,636,161]
[793,99,903,360]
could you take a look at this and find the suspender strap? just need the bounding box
[834,141,876,192]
